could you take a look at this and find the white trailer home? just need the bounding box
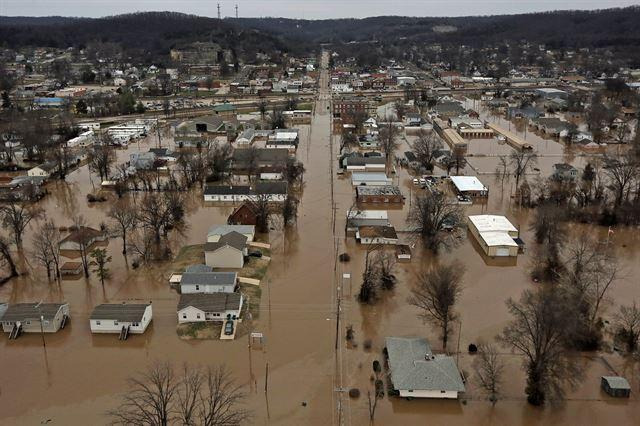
[90,303,153,339]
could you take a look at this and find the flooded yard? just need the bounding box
[1,60,639,426]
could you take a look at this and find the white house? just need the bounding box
[27,162,58,178]
[207,225,255,243]
[204,231,248,269]
[90,303,153,335]
[180,265,237,294]
[177,293,244,323]
[386,336,465,399]
[1,303,70,335]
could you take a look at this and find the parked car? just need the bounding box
[419,178,427,185]
[224,320,234,336]
[248,250,263,258]
[412,178,419,185]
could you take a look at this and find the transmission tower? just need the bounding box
[217,3,221,19]
[235,4,238,18]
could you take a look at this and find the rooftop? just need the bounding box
[385,337,465,393]
[2,303,67,322]
[178,293,243,312]
[90,303,150,322]
[450,176,487,192]
[181,271,237,287]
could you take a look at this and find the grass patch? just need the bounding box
[176,322,222,340]
[241,256,269,280]
[238,283,262,320]
[172,244,205,273]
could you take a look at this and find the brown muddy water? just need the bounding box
[1,64,639,425]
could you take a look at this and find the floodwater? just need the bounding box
[1,55,639,425]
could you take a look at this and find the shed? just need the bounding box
[601,376,631,398]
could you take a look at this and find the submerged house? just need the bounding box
[90,303,153,338]
[385,336,465,399]
[204,231,248,269]
[1,302,70,338]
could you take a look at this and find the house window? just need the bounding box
[195,285,200,291]
[196,313,201,319]
[26,321,31,325]
[96,321,101,325]
[441,390,446,393]
[182,314,187,319]
[133,322,139,327]
[408,390,413,393]
[114,321,119,326]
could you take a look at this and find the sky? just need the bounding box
[1,0,639,19]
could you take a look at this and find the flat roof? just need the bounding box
[468,215,517,233]
[450,176,487,192]
[347,210,388,220]
[351,172,390,181]
[479,231,518,247]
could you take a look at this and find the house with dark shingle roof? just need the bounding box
[385,336,465,399]
[177,293,243,323]
[90,303,153,335]
[1,302,70,334]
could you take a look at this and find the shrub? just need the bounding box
[348,388,360,398]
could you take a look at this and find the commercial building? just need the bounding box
[467,215,519,257]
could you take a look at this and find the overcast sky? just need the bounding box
[1,0,639,19]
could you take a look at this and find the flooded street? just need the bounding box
[1,55,639,426]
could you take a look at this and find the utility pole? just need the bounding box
[217,3,221,19]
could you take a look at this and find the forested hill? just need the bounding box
[0,12,292,63]
[2,7,640,62]
[235,6,640,49]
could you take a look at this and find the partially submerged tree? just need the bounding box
[615,303,640,354]
[473,343,504,406]
[379,123,400,166]
[88,143,116,182]
[407,191,464,253]
[90,248,112,287]
[110,362,249,426]
[529,204,567,282]
[0,202,43,248]
[410,129,441,172]
[500,288,579,406]
[408,261,465,351]
[108,201,138,255]
[250,193,272,233]
[0,235,18,278]
[281,194,299,227]
[32,220,62,281]
[510,150,537,194]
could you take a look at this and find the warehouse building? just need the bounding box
[467,215,519,257]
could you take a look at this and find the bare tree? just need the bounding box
[495,155,510,191]
[108,200,138,255]
[473,343,504,406]
[284,156,305,186]
[358,246,380,304]
[500,288,579,406]
[410,129,441,172]
[109,361,178,426]
[406,191,464,253]
[281,194,299,227]
[529,204,567,282]
[0,202,43,248]
[510,151,537,193]
[137,193,184,244]
[374,251,397,291]
[0,235,18,278]
[110,362,249,426]
[408,261,465,351]
[250,193,271,233]
[379,123,400,167]
[88,143,116,182]
[339,129,358,154]
[561,233,620,348]
[206,141,233,182]
[615,303,640,353]
[72,215,94,278]
[603,154,637,206]
[32,220,62,281]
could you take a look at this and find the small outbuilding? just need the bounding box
[450,176,488,197]
[601,376,631,398]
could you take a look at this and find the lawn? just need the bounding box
[176,322,222,340]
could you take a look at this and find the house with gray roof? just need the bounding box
[207,225,255,243]
[90,303,153,336]
[177,293,243,323]
[204,231,248,269]
[180,270,237,294]
[1,302,70,337]
[385,336,465,399]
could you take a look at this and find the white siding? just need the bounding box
[90,305,153,334]
[399,389,459,399]
[181,284,235,294]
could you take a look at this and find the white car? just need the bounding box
[419,178,427,185]
[412,178,419,185]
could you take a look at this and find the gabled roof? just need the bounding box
[385,337,465,392]
[204,185,252,196]
[358,225,398,239]
[59,226,103,245]
[181,271,237,287]
[208,225,255,239]
[90,303,150,322]
[255,181,288,195]
[204,231,247,253]
[178,293,242,312]
[2,303,67,322]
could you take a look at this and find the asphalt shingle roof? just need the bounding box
[385,337,465,393]
[90,304,150,322]
[178,293,242,312]
[180,272,237,286]
[2,303,67,322]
